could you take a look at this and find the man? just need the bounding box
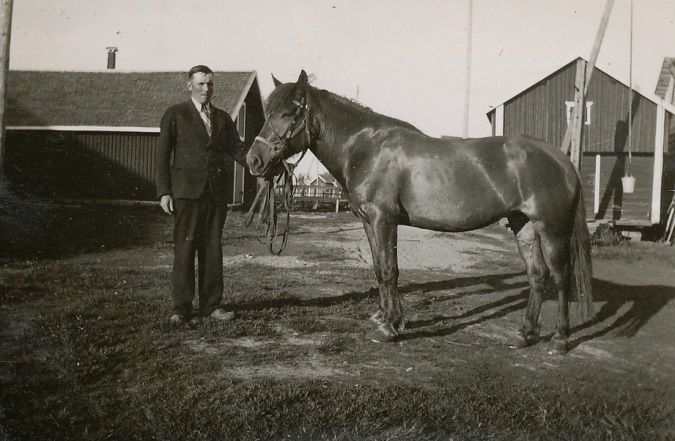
[156,65,247,325]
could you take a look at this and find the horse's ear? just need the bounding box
[297,70,308,95]
[272,74,283,88]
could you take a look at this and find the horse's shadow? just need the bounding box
[398,272,530,340]
[237,271,674,348]
[567,279,675,350]
[237,271,527,311]
[400,276,675,345]
[398,291,529,341]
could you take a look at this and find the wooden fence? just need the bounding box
[276,184,348,212]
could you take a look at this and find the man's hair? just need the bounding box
[188,65,213,78]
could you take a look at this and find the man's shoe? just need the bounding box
[170,314,187,325]
[209,309,235,321]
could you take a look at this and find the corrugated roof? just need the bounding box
[6,70,257,128]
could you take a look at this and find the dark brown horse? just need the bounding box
[247,71,594,354]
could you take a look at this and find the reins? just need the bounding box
[244,95,312,255]
[244,162,294,255]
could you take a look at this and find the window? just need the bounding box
[237,103,246,140]
[565,101,593,125]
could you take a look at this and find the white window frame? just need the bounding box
[237,103,246,141]
[565,101,593,125]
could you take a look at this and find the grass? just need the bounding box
[592,239,675,265]
[1,205,674,440]
[590,222,675,264]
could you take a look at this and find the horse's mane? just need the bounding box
[266,79,422,133]
[318,88,422,133]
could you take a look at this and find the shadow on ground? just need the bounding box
[235,267,675,349]
[0,185,169,261]
[569,278,675,348]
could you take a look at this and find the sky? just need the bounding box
[8,0,675,178]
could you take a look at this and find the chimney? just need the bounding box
[106,47,118,69]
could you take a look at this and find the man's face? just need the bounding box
[188,72,214,105]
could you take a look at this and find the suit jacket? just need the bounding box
[156,100,246,204]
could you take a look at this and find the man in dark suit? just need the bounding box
[156,65,247,325]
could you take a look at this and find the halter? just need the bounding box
[254,96,312,169]
[246,95,313,255]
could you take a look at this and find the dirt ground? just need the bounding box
[228,213,675,374]
[34,209,675,380]
[2,206,675,439]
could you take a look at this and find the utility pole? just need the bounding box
[462,0,473,139]
[561,0,614,171]
[0,0,13,189]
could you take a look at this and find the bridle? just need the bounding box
[246,95,314,255]
[253,95,313,170]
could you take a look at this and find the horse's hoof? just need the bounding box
[394,317,406,333]
[366,324,397,343]
[510,331,538,348]
[549,338,568,355]
[510,335,530,348]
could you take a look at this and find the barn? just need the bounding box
[487,57,675,233]
[654,57,675,223]
[3,70,264,205]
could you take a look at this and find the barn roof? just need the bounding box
[6,70,259,130]
[654,57,675,101]
[487,57,675,117]
[317,172,339,185]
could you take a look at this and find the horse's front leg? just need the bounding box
[363,220,402,343]
[362,220,386,327]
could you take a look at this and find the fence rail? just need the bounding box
[275,184,348,212]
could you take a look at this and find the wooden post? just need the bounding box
[583,0,614,95]
[561,0,614,170]
[569,59,586,171]
[0,0,13,188]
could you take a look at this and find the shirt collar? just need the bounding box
[191,97,210,112]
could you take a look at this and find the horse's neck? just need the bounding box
[309,90,371,188]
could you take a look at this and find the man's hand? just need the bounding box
[160,194,174,215]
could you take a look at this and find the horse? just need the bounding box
[246,70,594,354]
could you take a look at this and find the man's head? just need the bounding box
[187,65,215,105]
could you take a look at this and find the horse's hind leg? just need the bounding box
[509,214,549,348]
[538,230,571,354]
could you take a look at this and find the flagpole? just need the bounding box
[0,0,14,190]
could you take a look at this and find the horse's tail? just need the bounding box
[569,188,595,320]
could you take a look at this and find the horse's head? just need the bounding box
[247,70,313,178]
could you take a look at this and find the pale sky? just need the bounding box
[9,0,675,177]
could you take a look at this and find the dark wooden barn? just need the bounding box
[486,57,675,231]
[654,57,675,222]
[3,70,265,205]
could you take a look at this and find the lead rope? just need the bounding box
[244,160,296,255]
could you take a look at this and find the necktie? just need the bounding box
[200,104,212,137]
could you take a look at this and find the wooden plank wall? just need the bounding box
[503,61,658,154]
[5,130,159,200]
[5,130,251,204]
[581,153,653,224]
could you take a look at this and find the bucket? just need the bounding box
[622,175,636,194]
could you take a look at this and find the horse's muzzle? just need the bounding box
[246,149,283,178]
[246,151,264,176]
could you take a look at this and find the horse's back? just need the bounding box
[364,133,580,231]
